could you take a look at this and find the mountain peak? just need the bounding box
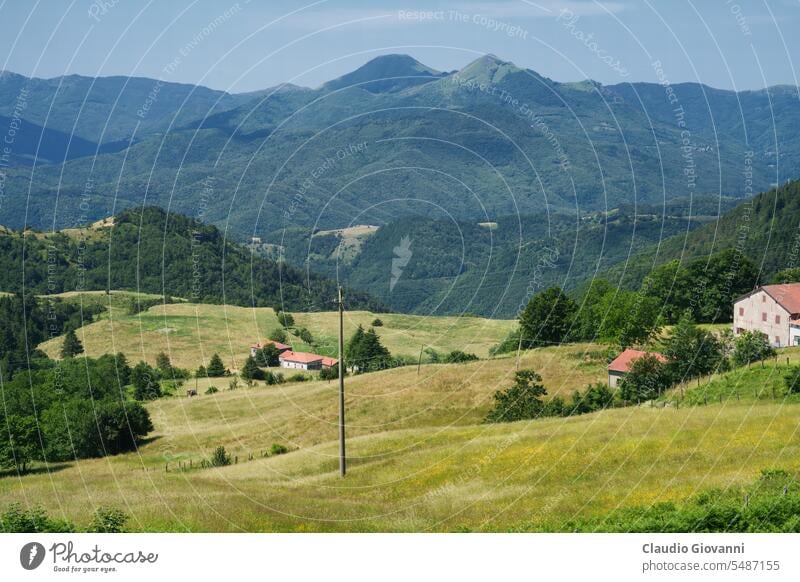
[456,54,523,84]
[322,54,444,93]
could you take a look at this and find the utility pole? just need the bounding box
[417,345,424,375]
[337,286,346,477]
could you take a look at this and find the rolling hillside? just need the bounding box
[2,344,800,531]
[37,299,514,369]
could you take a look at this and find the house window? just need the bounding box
[739,307,744,316]
[776,315,781,324]
[762,312,767,322]
[776,336,781,346]
[762,295,766,303]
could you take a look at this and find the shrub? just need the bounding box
[371,318,383,327]
[484,370,547,423]
[567,383,614,415]
[444,350,479,363]
[319,364,341,380]
[287,373,308,383]
[210,446,231,467]
[228,377,240,391]
[87,507,128,533]
[160,379,184,396]
[205,386,219,395]
[264,371,285,385]
[296,327,314,344]
[424,347,442,363]
[0,504,75,533]
[269,443,289,456]
[269,327,288,344]
[277,311,295,328]
[784,366,800,394]
[733,331,776,366]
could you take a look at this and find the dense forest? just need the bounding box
[0,207,384,312]
[273,203,719,317]
[608,180,800,289]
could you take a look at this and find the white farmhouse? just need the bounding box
[733,283,800,347]
[279,350,324,371]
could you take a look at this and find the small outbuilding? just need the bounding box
[607,348,667,388]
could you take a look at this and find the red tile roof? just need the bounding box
[279,351,323,364]
[251,340,290,351]
[608,349,667,374]
[762,284,800,314]
[320,356,338,367]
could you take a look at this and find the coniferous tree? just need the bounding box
[206,353,226,377]
[60,329,84,358]
[240,356,263,380]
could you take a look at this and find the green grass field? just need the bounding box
[4,340,800,531]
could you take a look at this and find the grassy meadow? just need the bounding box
[38,293,514,370]
[10,295,800,532]
[4,339,800,531]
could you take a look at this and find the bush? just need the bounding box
[277,311,295,328]
[287,373,309,383]
[228,377,240,391]
[444,350,479,363]
[0,504,75,533]
[87,507,128,533]
[784,366,800,394]
[567,383,614,415]
[296,327,314,344]
[205,386,219,395]
[485,370,547,423]
[264,371,285,385]
[319,364,341,380]
[733,331,776,366]
[424,347,442,363]
[371,318,383,327]
[269,327,288,344]
[269,443,289,456]
[160,379,184,396]
[210,446,231,467]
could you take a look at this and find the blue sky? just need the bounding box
[0,0,798,92]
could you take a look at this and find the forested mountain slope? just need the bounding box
[0,206,383,312]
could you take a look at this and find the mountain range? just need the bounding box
[1,53,796,235]
[1,54,798,316]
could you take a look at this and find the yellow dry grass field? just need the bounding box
[38,300,515,369]
[1,392,797,532]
